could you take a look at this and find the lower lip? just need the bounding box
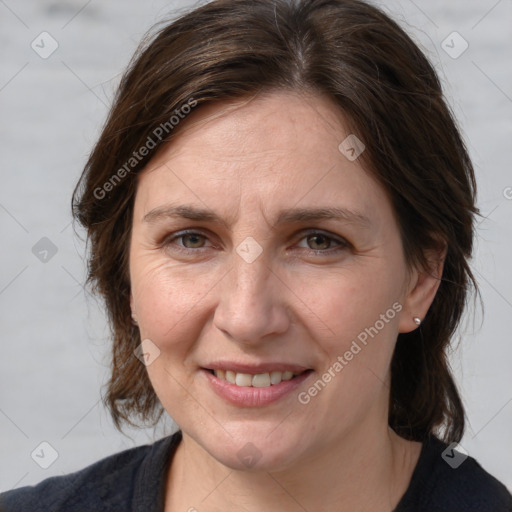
[201,369,313,407]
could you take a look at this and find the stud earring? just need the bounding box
[413,317,421,326]
[131,314,138,326]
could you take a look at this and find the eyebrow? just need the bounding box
[143,204,372,229]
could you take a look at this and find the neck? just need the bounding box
[164,421,421,512]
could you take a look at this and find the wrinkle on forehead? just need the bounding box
[142,89,349,172]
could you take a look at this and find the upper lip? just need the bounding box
[202,361,312,374]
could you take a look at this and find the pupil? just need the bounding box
[186,234,202,247]
[310,234,328,250]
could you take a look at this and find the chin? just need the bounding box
[216,443,303,473]
[198,422,309,472]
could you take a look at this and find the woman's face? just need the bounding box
[129,90,436,471]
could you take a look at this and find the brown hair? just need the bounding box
[72,0,479,442]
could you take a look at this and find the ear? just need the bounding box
[398,243,447,333]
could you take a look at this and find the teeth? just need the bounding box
[252,373,271,387]
[225,370,236,384]
[235,373,253,387]
[270,371,282,385]
[212,369,301,387]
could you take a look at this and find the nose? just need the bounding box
[213,251,290,345]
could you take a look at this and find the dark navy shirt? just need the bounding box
[1,430,511,511]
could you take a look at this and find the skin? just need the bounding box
[129,90,445,511]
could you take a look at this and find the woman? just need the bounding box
[2,0,511,510]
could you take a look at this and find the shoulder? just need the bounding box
[0,431,181,512]
[397,435,512,512]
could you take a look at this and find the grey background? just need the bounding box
[1,0,511,493]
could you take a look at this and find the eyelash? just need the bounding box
[160,229,350,256]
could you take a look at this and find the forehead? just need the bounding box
[150,90,349,165]
[134,90,390,226]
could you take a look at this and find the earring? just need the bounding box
[131,314,138,325]
[413,317,421,326]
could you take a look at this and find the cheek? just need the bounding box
[293,267,404,421]
[130,256,220,408]
[296,270,403,418]
[130,254,222,347]
[292,263,403,348]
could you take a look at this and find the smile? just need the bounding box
[202,368,314,407]
[209,369,304,388]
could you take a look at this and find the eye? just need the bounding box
[163,230,212,251]
[295,230,349,254]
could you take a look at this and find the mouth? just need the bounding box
[201,365,314,407]
[204,368,309,388]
